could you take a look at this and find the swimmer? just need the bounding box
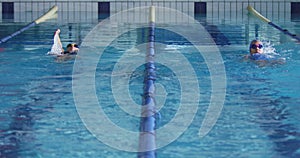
[245,39,285,66]
[247,39,268,60]
[55,29,79,55]
[48,29,79,56]
[62,43,79,55]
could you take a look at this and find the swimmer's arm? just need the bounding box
[54,30,63,52]
[242,54,250,61]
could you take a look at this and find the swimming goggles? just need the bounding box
[251,44,263,49]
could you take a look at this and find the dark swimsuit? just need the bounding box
[63,51,78,55]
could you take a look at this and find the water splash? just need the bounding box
[47,33,63,55]
[259,39,287,63]
[260,39,278,56]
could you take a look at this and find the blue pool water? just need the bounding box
[1,11,300,158]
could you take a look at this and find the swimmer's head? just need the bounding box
[66,43,73,48]
[66,44,73,52]
[66,43,79,52]
[249,40,263,55]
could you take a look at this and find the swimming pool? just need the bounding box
[1,8,300,158]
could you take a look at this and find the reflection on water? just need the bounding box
[256,96,300,158]
[225,48,300,158]
[0,17,300,158]
[0,55,73,157]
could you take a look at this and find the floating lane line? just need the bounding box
[0,5,58,44]
[247,5,300,42]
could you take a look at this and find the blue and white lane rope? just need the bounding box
[247,5,300,42]
[138,6,157,158]
[0,5,57,44]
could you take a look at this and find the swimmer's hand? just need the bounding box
[55,29,60,35]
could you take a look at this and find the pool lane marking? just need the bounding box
[0,5,58,44]
[247,5,300,42]
[138,5,157,157]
